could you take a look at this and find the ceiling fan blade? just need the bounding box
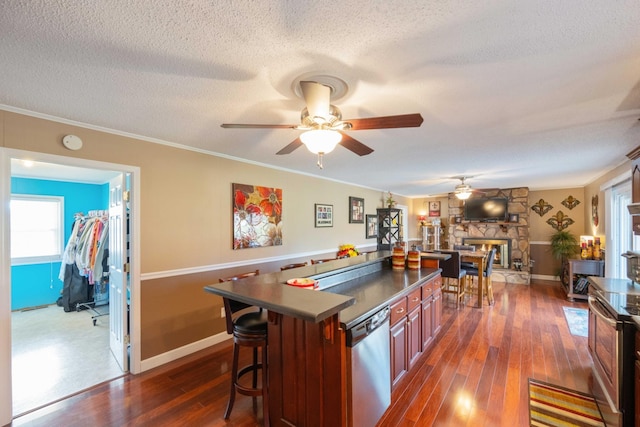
[345,113,424,130]
[339,133,374,156]
[300,81,331,119]
[221,123,298,129]
[276,137,303,155]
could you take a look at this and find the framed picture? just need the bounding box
[429,201,441,217]
[509,213,519,223]
[232,183,282,249]
[349,196,364,223]
[315,203,333,227]
[366,214,378,238]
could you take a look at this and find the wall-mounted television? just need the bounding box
[463,197,509,222]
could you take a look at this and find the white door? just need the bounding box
[109,174,128,371]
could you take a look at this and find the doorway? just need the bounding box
[0,148,140,421]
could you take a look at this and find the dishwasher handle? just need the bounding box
[347,307,390,347]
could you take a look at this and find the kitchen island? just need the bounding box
[204,251,441,427]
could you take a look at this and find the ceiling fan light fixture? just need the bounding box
[454,182,472,200]
[455,190,472,200]
[300,130,342,154]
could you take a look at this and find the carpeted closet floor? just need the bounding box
[11,304,124,416]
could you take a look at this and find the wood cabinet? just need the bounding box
[390,297,408,387]
[626,146,640,234]
[389,274,442,389]
[563,259,604,301]
[378,208,402,250]
[407,288,422,370]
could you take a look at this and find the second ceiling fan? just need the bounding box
[221,80,424,168]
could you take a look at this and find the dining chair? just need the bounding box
[439,250,467,308]
[454,244,476,269]
[465,248,496,305]
[218,270,269,425]
[280,262,307,271]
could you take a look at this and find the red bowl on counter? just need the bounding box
[286,278,319,290]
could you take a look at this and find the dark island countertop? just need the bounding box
[204,251,440,328]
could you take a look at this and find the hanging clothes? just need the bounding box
[59,212,109,284]
[58,212,109,312]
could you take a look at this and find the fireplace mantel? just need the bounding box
[448,187,530,284]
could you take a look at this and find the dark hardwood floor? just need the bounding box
[9,279,591,427]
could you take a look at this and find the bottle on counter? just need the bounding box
[593,237,601,260]
[581,243,589,260]
[587,240,594,260]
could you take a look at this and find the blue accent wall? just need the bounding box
[11,177,108,311]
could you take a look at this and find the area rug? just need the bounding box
[529,378,605,426]
[562,306,588,337]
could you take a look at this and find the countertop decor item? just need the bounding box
[337,244,359,258]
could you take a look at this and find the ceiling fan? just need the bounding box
[221,80,424,168]
[454,176,479,200]
[451,176,502,200]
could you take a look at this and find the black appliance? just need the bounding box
[588,272,639,427]
[463,197,508,222]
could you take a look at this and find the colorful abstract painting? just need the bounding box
[232,183,282,249]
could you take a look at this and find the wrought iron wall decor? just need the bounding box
[592,195,599,227]
[546,210,574,231]
[531,198,553,217]
[561,195,580,210]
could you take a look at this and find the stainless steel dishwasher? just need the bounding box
[346,306,391,427]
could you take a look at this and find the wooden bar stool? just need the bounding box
[219,270,269,425]
[439,250,467,308]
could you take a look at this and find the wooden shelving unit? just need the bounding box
[562,258,604,301]
[377,208,402,251]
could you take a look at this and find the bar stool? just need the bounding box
[280,262,307,271]
[454,244,476,270]
[439,250,467,308]
[219,270,269,425]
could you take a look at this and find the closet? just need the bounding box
[58,211,109,324]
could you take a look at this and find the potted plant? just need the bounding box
[549,229,579,282]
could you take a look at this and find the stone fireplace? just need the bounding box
[448,187,530,284]
[463,238,511,269]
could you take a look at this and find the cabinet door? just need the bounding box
[407,305,422,370]
[390,320,408,388]
[432,287,442,337]
[421,296,433,350]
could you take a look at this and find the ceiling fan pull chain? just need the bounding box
[317,153,324,169]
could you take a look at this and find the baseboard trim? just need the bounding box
[532,274,559,282]
[140,332,231,372]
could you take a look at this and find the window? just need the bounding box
[10,195,64,264]
[608,180,632,278]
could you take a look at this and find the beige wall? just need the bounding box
[410,196,450,244]
[528,160,633,277]
[1,110,397,359]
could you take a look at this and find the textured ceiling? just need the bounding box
[1,1,640,197]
